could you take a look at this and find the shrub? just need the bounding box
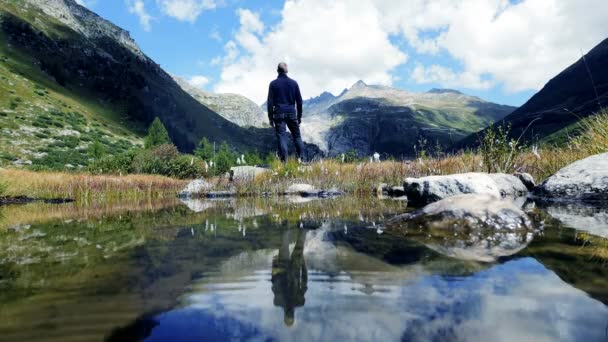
[166,154,205,179]
[478,123,519,173]
[213,142,236,176]
[244,150,264,166]
[88,150,137,174]
[571,109,608,154]
[194,137,214,160]
[88,139,106,159]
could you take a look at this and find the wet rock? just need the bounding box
[534,152,608,202]
[389,186,406,197]
[178,178,213,198]
[179,198,218,212]
[542,202,608,238]
[388,194,533,231]
[375,183,389,196]
[285,183,321,197]
[205,190,236,198]
[403,172,528,206]
[387,194,535,262]
[514,172,535,191]
[229,166,270,182]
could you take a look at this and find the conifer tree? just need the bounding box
[144,117,171,148]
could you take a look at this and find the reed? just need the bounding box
[0,169,188,201]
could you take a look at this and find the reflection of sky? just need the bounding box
[145,256,608,342]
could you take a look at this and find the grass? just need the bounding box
[0,168,188,201]
[1,110,605,201]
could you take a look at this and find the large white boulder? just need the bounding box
[178,178,212,198]
[403,172,528,205]
[534,152,608,202]
[229,166,269,182]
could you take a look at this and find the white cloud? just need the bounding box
[215,0,608,102]
[214,2,407,103]
[156,0,216,22]
[128,0,153,31]
[75,0,96,7]
[209,25,222,42]
[379,0,608,92]
[411,64,493,90]
[187,75,210,89]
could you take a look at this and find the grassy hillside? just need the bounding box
[0,0,275,171]
[0,27,141,169]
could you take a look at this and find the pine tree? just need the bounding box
[214,142,236,175]
[144,117,171,148]
[195,137,214,161]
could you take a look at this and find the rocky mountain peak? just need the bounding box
[351,80,367,89]
[23,0,145,59]
[426,88,463,95]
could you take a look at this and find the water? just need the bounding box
[0,197,607,341]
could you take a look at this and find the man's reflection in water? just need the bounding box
[271,228,308,327]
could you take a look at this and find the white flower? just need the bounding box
[373,152,380,162]
[532,145,541,160]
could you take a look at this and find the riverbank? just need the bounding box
[0,146,590,202]
[0,169,188,202]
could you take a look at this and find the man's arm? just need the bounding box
[267,84,274,126]
[295,82,303,124]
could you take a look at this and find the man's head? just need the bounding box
[277,62,288,74]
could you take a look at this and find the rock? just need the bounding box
[388,194,533,231]
[375,183,389,196]
[12,159,32,166]
[229,166,270,182]
[514,172,536,191]
[285,183,321,197]
[534,152,608,202]
[178,178,213,198]
[386,194,535,262]
[205,190,236,198]
[180,198,218,213]
[388,186,406,197]
[542,202,608,238]
[403,172,528,206]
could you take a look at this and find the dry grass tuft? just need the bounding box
[0,169,187,201]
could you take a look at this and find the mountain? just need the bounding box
[0,0,274,169]
[457,37,608,148]
[172,76,267,128]
[298,81,515,157]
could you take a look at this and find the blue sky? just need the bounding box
[80,0,608,106]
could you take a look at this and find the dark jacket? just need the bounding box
[267,73,303,122]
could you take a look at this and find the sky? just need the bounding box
[77,0,608,106]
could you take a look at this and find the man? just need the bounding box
[267,62,305,162]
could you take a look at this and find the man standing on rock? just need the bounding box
[267,62,305,162]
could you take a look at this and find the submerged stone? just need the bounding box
[388,193,533,231]
[387,194,535,262]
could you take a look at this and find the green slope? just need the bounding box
[0,0,275,169]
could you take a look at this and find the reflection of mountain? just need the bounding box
[292,81,515,157]
[145,250,608,341]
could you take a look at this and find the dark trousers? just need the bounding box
[274,113,305,162]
